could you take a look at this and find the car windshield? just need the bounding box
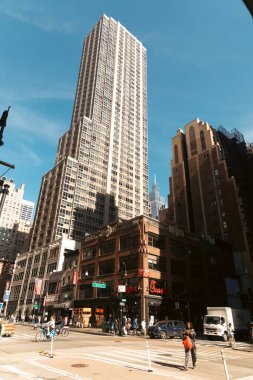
[205,316,221,324]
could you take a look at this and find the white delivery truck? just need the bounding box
[203,307,251,340]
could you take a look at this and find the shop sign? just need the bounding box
[118,285,126,293]
[46,294,59,304]
[126,285,138,294]
[138,269,150,278]
[53,302,70,309]
[149,280,168,295]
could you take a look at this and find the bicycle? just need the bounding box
[35,325,57,342]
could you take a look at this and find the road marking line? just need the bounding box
[81,353,188,379]
[26,359,92,380]
[1,364,42,379]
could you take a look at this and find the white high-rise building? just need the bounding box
[30,14,149,250]
[9,15,149,317]
[20,200,34,222]
[0,179,32,260]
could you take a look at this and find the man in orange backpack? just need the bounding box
[182,321,197,371]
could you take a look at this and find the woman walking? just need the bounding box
[182,321,197,371]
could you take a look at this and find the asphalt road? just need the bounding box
[0,325,252,380]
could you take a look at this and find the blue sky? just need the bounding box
[0,0,252,207]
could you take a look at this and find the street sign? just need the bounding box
[92,282,106,289]
[121,299,126,302]
[118,285,126,293]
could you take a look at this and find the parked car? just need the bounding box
[148,320,185,339]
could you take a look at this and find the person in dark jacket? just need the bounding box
[182,321,197,371]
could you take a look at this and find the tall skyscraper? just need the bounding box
[167,118,253,308]
[30,14,149,251]
[149,176,165,219]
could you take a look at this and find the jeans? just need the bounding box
[185,346,197,368]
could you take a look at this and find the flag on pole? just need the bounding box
[34,278,42,295]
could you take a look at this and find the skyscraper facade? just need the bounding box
[167,118,253,308]
[149,176,165,219]
[20,200,34,223]
[30,14,149,251]
[8,15,149,316]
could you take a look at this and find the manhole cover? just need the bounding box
[71,364,89,368]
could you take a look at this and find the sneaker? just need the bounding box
[182,366,188,371]
[193,364,196,369]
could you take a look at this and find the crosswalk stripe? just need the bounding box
[80,352,189,380]
[1,364,42,380]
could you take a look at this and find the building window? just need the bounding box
[97,281,114,297]
[174,144,179,164]
[83,246,96,260]
[79,284,93,299]
[119,254,138,272]
[81,264,95,278]
[99,259,115,276]
[148,255,166,272]
[120,232,139,250]
[189,126,197,156]
[148,233,165,249]
[200,130,206,151]
[100,239,116,256]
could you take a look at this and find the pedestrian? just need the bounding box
[141,319,146,336]
[182,321,197,371]
[21,314,25,324]
[126,318,131,335]
[132,318,138,335]
[109,316,115,334]
[114,319,119,335]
